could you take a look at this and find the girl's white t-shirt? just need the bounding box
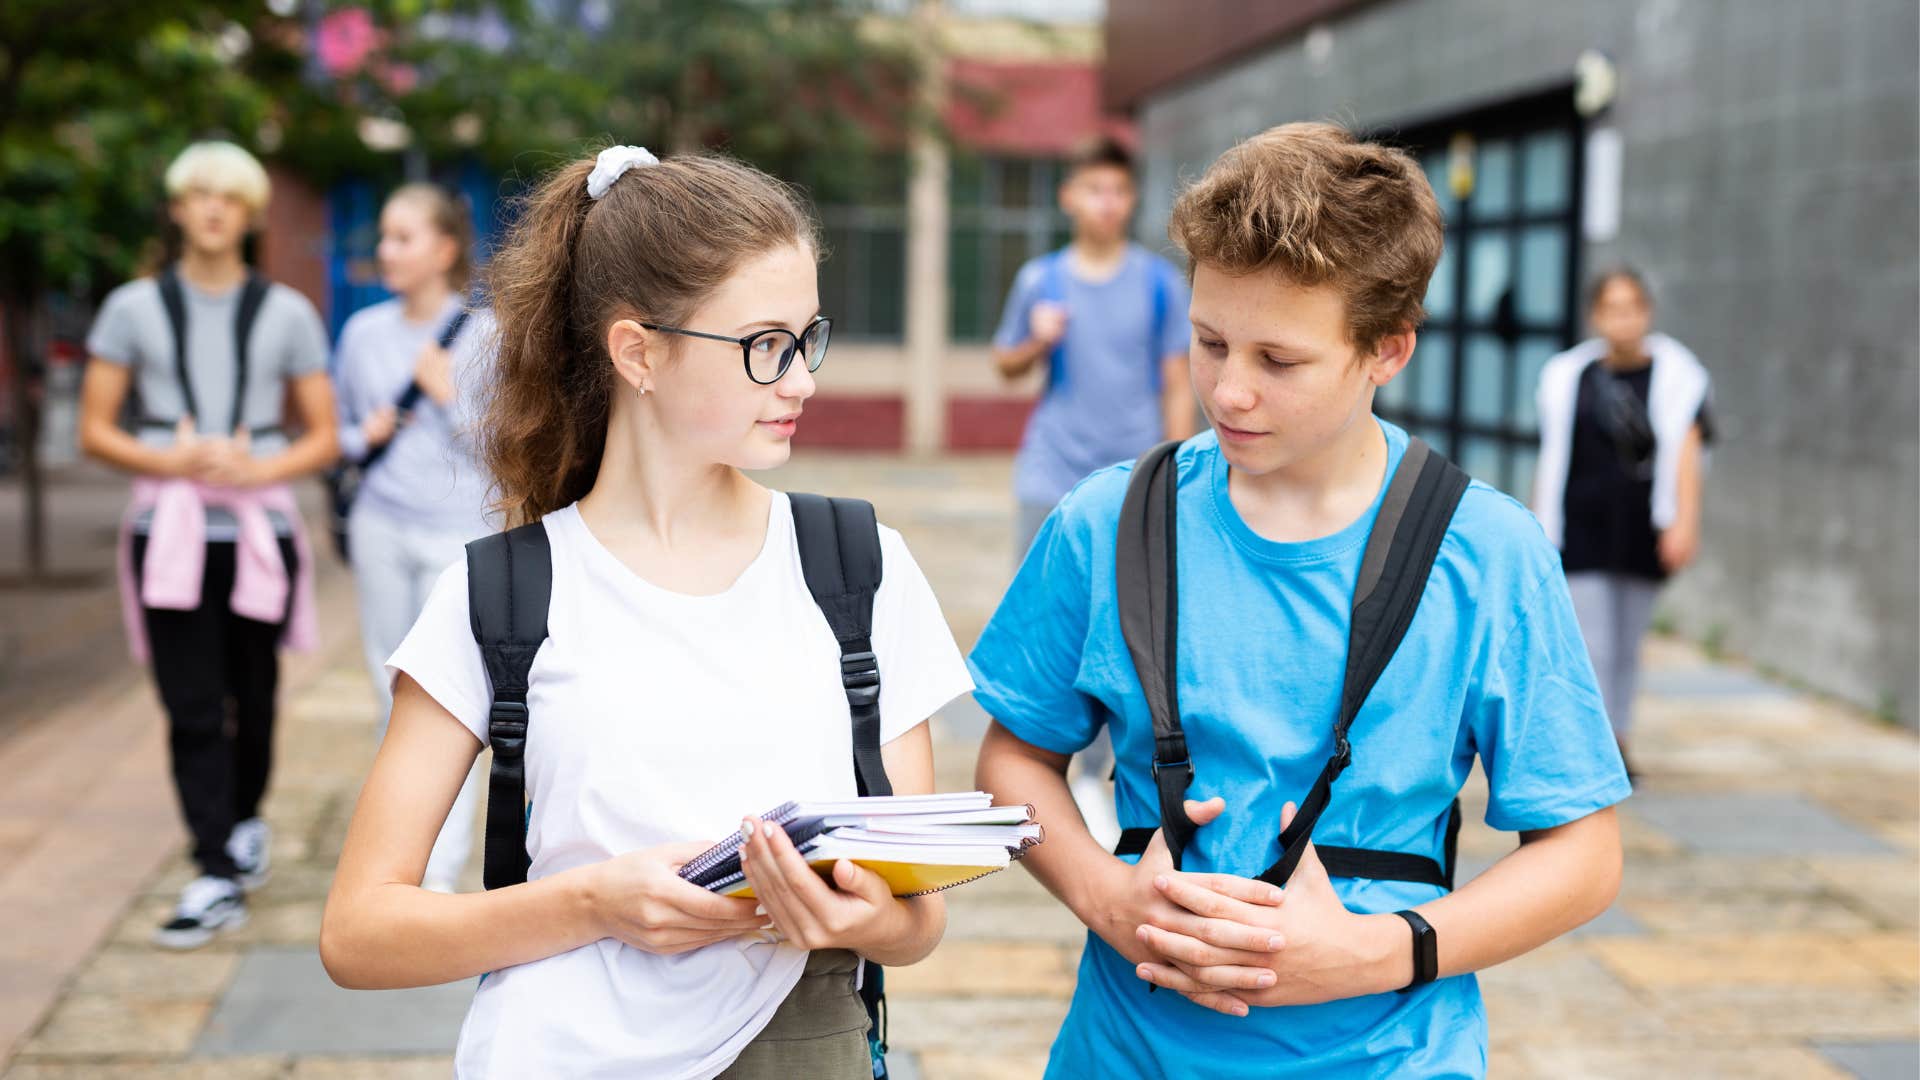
[387,495,974,1079]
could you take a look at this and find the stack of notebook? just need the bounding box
[679,792,1043,898]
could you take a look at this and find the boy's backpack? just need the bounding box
[465,493,896,1077]
[1035,248,1174,394]
[148,265,276,441]
[1111,437,1471,890]
[324,306,473,561]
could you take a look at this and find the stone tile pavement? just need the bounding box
[1,451,1915,1078]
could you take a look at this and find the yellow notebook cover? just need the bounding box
[719,857,1005,899]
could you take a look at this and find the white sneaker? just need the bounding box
[227,817,271,892]
[1069,773,1123,852]
[153,875,248,950]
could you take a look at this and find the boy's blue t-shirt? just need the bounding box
[994,245,1191,508]
[967,421,1630,1080]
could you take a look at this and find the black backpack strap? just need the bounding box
[230,273,271,436]
[789,493,892,798]
[154,267,271,436]
[467,522,554,891]
[1257,438,1469,888]
[1114,440,1197,869]
[367,304,472,471]
[156,268,197,428]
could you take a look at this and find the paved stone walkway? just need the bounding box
[1,452,1915,1078]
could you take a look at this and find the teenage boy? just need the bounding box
[80,141,337,948]
[992,136,1196,557]
[971,122,1629,1077]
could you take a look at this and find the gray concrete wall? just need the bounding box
[1133,0,1919,723]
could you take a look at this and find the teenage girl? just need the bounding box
[321,146,972,1078]
[333,183,491,891]
[1533,267,1712,776]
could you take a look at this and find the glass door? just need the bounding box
[1373,87,1585,499]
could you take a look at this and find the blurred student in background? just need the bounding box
[79,140,337,948]
[332,182,493,892]
[990,137,1195,848]
[1533,267,1712,779]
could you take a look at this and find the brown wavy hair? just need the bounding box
[1168,121,1444,353]
[480,151,818,525]
[387,182,475,292]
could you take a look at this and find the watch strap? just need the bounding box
[1393,909,1438,991]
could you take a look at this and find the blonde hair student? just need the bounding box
[80,139,337,950]
[320,145,972,1079]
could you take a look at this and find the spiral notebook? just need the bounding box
[678,792,1042,899]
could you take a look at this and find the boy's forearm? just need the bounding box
[993,339,1049,380]
[258,425,340,483]
[975,724,1124,928]
[1414,808,1621,980]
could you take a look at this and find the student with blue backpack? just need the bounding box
[992,136,1196,559]
[972,123,1629,1078]
[320,146,971,1079]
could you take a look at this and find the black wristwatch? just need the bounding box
[1392,909,1438,991]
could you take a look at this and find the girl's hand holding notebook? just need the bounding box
[738,814,913,954]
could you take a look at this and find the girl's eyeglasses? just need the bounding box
[639,316,831,385]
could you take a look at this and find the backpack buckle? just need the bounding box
[1332,735,1353,770]
[840,650,880,689]
[489,700,529,760]
[1150,757,1193,785]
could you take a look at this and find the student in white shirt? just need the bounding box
[332,183,493,893]
[320,146,973,1079]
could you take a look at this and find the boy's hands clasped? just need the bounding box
[1119,800,1412,1017]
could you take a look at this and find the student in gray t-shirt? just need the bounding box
[989,137,1196,849]
[77,141,338,951]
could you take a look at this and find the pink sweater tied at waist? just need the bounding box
[116,476,319,664]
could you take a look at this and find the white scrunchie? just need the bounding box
[585,145,659,199]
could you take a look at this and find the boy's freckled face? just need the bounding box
[1186,262,1388,477]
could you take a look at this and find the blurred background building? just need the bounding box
[1109,0,1918,727]
[2,0,1914,724]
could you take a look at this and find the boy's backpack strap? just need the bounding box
[156,268,197,428]
[789,493,892,799]
[466,522,553,891]
[155,267,272,436]
[1148,257,1171,392]
[1257,438,1469,888]
[1039,250,1071,391]
[1114,440,1197,869]
[230,273,271,436]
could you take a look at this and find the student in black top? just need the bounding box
[1533,268,1712,776]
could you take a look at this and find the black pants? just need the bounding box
[131,535,297,880]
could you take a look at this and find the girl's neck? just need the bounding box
[1604,339,1653,372]
[176,247,248,294]
[579,409,765,553]
[402,279,455,323]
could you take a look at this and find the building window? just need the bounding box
[950,154,1071,341]
[815,153,1070,343]
[1374,90,1584,499]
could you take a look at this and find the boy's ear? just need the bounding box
[1366,327,1417,386]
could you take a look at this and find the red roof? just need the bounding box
[946,58,1134,157]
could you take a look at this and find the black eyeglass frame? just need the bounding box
[639,315,832,385]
